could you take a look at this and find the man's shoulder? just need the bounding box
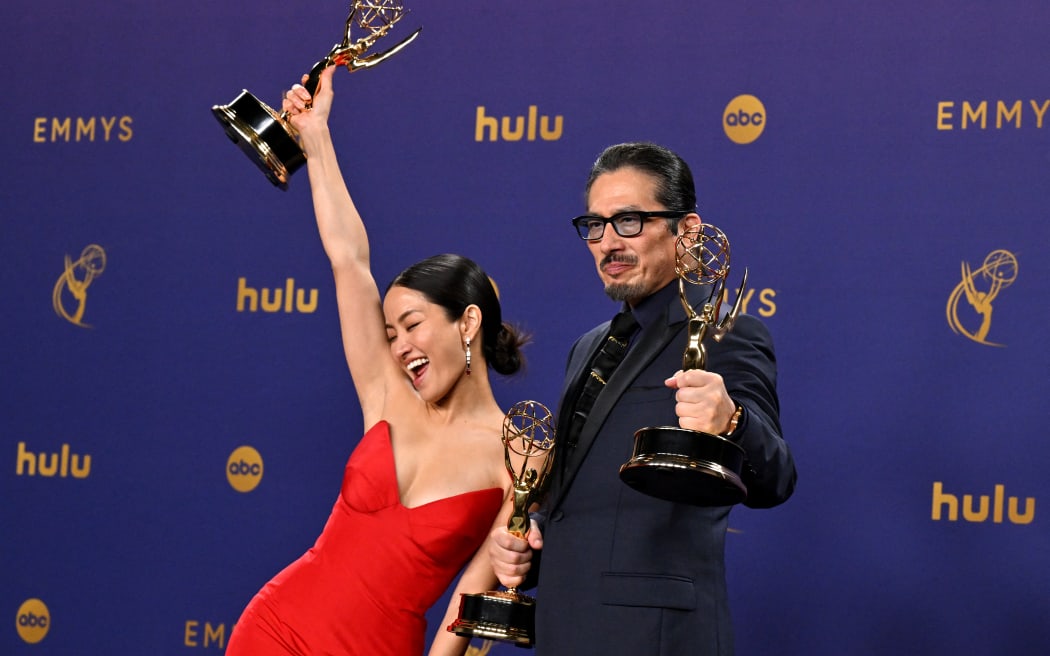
[733,312,774,338]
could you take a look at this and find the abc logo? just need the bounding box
[226,445,264,492]
[723,94,766,144]
[16,598,50,644]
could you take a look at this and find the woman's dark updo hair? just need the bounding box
[387,254,527,376]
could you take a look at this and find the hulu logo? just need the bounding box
[236,277,318,313]
[16,442,91,478]
[475,106,563,142]
[931,481,1034,524]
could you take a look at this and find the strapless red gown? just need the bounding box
[226,421,503,655]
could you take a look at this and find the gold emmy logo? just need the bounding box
[184,620,229,648]
[16,598,50,644]
[53,244,107,327]
[465,640,494,655]
[935,99,1050,130]
[946,249,1018,346]
[714,283,777,318]
[33,115,134,142]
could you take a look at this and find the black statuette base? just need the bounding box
[448,590,536,648]
[620,425,747,506]
[211,90,306,190]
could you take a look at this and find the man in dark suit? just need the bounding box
[489,142,797,655]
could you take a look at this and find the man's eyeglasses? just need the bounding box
[571,210,691,241]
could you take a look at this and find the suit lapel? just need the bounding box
[555,328,605,439]
[551,301,686,510]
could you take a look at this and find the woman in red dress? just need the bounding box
[226,64,528,656]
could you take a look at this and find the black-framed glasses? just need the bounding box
[571,210,690,241]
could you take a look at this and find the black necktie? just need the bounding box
[565,310,638,450]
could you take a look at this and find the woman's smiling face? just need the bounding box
[384,285,464,401]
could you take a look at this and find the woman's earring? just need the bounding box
[464,338,472,375]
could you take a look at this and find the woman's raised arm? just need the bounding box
[284,65,399,426]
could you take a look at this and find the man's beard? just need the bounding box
[603,282,647,303]
[600,254,645,302]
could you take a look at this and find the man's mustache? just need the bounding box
[601,254,638,269]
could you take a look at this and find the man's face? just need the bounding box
[585,167,698,305]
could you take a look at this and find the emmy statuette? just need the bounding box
[619,223,750,506]
[448,401,555,648]
[211,1,421,189]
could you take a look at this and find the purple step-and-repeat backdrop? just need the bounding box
[3,2,1048,654]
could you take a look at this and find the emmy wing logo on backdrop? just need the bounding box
[212,0,421,189]
[946,249,1018,346]
[53,244,106,328]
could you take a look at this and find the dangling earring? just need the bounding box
[464,338,472,375]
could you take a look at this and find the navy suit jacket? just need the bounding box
[533,281,796,656]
